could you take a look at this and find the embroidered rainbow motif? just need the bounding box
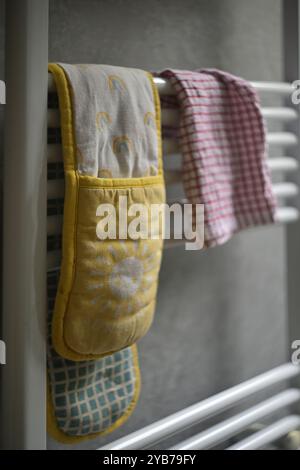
[112,135,132,157]
[144,111,156,128]
[98,169,113,178]
[96,111,112,131]
[108,75,127,93]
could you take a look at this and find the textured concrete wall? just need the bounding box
[5,0,287,450]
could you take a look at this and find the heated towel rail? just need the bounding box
[46,72,300,449]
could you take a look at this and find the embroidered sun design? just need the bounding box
[109,257,143,299]
[87,240,161,316]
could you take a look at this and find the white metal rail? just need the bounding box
[48,74,295,96]
[1,0,48,450]
[170,389,300,450]
[99,364,300,450]
[227,416,300,450]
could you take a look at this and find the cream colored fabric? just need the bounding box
[60,63,159,178]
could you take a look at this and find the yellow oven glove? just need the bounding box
[49,63,165,361]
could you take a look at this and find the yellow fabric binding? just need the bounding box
[49,63,80,361]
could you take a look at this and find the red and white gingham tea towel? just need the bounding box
[159,69,277,247]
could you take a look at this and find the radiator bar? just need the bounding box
[170,389,300,450]
[47,108,298,128]
[227,415,300,450]
[46,181,299,204]
[99,363,300,450]
[48,73,294,96]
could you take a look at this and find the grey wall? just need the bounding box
[0,0,286,450]
[47,0,287,450]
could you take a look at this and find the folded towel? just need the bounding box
[160,69,277,247]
